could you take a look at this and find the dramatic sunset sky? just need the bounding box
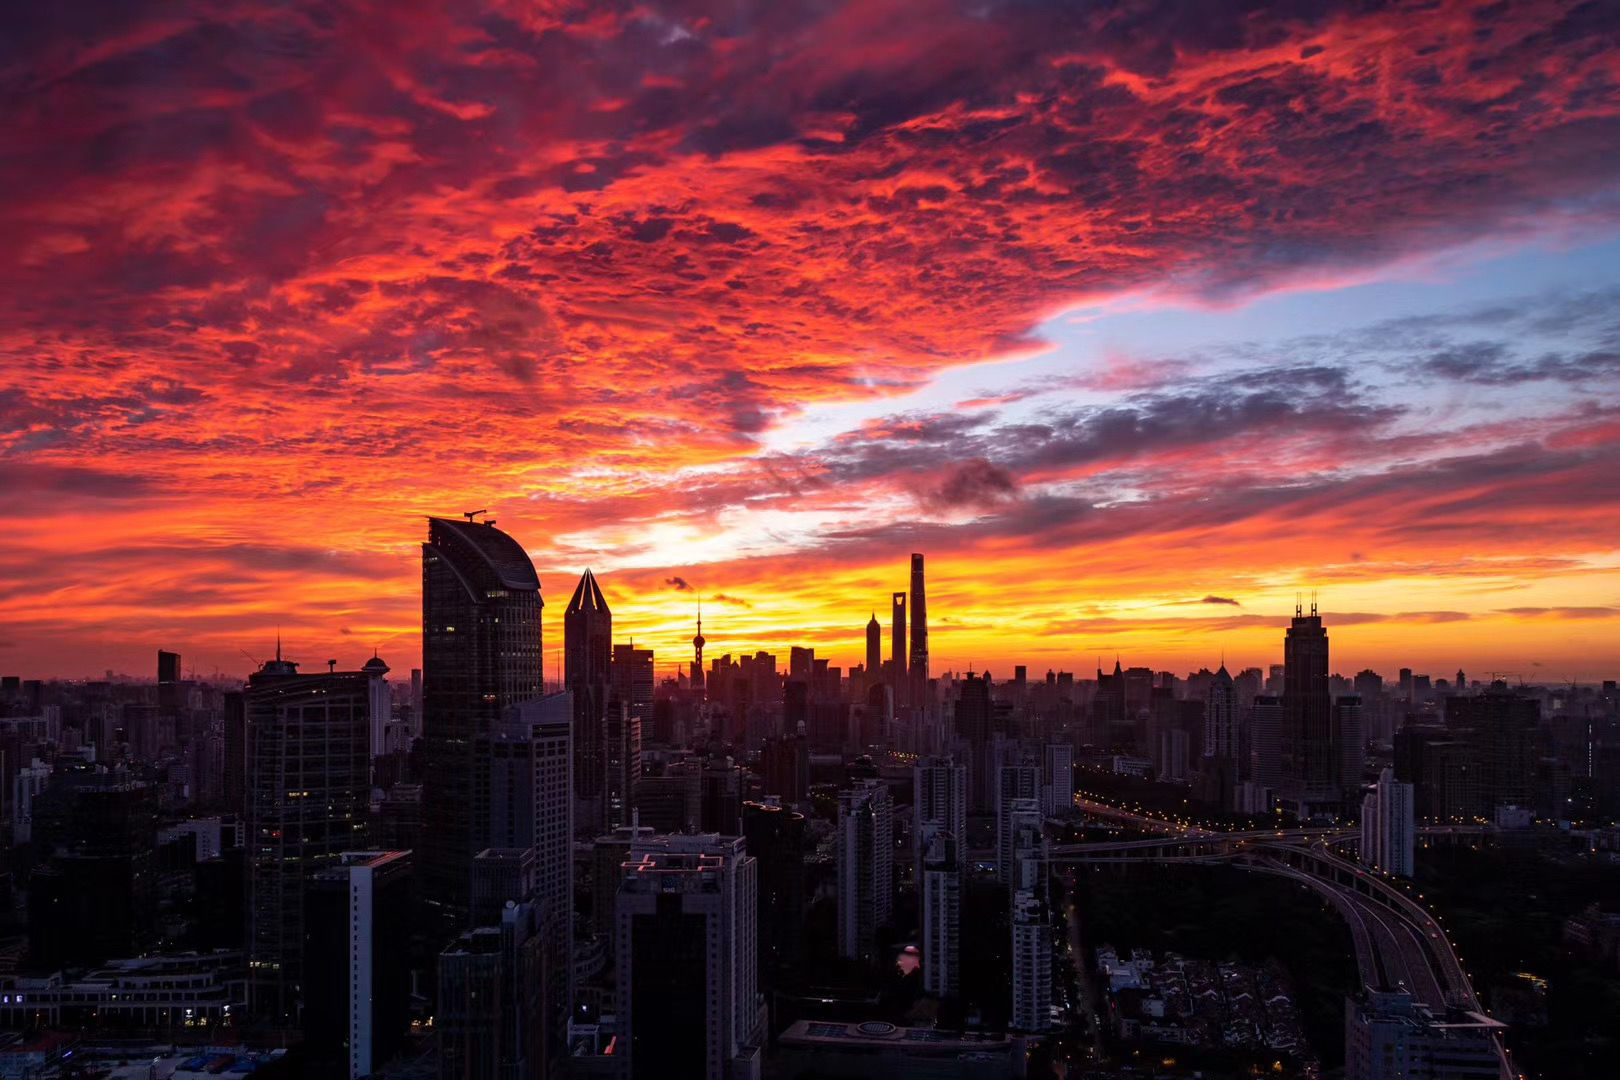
[3,0,1619,682]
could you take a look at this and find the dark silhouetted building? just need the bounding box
[304,850,414,1080]
[567,569,612,836]
[891,593,907,705]
[908,554,929,718]
[1281,602,1334,815]
[615,835,761,1079]
[245,655,371,1023]
[422,515,544,911]
[1445,685,1541,814]
[438,901,548,1080]
[836,780,893,964]
[742,801,806,991]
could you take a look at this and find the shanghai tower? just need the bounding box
[909,553,929,713]
[421,514,543,910]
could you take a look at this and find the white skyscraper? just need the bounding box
[920,831,961,999]
[836,780,894,962]
[615,834,762,1080]
[1360,766,1415,877]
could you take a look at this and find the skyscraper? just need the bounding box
[908,554,929,715]
[566,569,611,837]
[920,832,961,999]
[1040,743,1073,817]
[422,515,544,910]
[611,644,655,731]
[742,800,806,992]
[473,693,573,1075]
[615,835,762,1080]
[1360,767,1415,877]
[304,851,414,1080]
[913,756,967,887]
[836,780,894,963]
[996,761,1040,886]
[890,592,907,703]
[1205,664,1238,760]
[1444,685,1540,813]
[954,674,994,812]
[438,900,548,1080]
[865,613,882,685]
[245,655,371,1022]
[1281,600,1334,815]
[1009,804,1052,1033]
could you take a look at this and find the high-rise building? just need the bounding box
[364,652,393,762]
[1009,806,1053,1037]
[996,763,1040,886]
[603,697,642,831]
[701,753,743,835]
[1205,664,1238,760]
[742,800,806,991]
[1248,695,1283,792]
[955,674,994,812]
[1360,767,1415,877]
[1010,890,1053,1032]
[472,693,573,1066]
[865,614,882,688]
[913,756,966,887]
[920,831,961,999]
[1281,602,1334,814]
[567,570,612,836]
[890,592,907,704]
[1444,686,1540,813]
[615,835,762,1080]
[438,901,548,1080]
[908,554,929,716]
[304,851,414,1080]
[1041,742,1073,817]
[245,654,371,1022]
[611,644,654,731]
[1336,694,1365,792]
[1002,796,1044,895]
[835,780,893,963]
[422,515,544,911]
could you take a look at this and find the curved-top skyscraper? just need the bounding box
[421,514,543,910]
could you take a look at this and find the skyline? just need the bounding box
[15,531,1612,686]
[5,0,1620,679]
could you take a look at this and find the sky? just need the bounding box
[2,0,1619,683]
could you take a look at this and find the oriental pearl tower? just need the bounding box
[691,601,706,694]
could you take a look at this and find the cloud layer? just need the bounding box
[2,0,1619,678]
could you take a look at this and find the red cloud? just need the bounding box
[2,0,1619,676]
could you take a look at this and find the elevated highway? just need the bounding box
[1060,794,1510,1077]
